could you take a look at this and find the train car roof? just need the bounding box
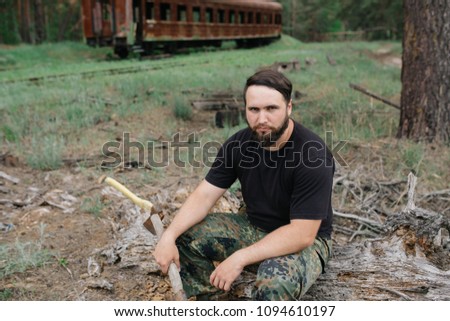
[204,0,282,10]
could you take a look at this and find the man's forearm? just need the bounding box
[162,195,209,241]
[238,219,321,267]
[163,179,226,241]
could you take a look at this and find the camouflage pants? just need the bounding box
[176,212,332,300]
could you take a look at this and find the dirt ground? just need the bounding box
[0,105,245,301]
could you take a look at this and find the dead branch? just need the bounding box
[334,210,384,230]
[349,83,401,110]
[0,198,28,207]
[419,189,450,201]
[0,171,20,184]
[375,287,413,301]
[405,172,417,212]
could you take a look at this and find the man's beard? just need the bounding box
[249,115,290,148]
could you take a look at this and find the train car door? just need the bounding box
[92,1,102,38]
[92,0,114,44]
[132,0,143,45]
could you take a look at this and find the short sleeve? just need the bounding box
[289,156,334,220]
[205,138,238,189]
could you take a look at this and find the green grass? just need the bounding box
[0,289,13,300]
[0,242,53,278]
[0,224,53,279]
[80,195,107,218]
[0,36,448,191]
[400,141,425,175]
[172,94,192,120]
[25,135,64,170]
[0,42,120,80]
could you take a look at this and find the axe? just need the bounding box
[98,175,187,300]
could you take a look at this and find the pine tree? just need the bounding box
[398,0,450,143]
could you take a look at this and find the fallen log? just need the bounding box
[327,54,337,66]
[269,60,301,73]
[191,98,242,111]
[215,110,245,128]
[301,206,450,301]
[230,173,450,300]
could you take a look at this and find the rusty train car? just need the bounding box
[81,0,282,58]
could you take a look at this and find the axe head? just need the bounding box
[143,216,156,235]
[144,204,164,236]
[143,203,163,235]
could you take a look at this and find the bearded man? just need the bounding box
[154,69,334,300]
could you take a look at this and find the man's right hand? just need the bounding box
[154,232,180,274]
[152,180,226,275]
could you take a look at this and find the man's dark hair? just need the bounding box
[243,69,292,104]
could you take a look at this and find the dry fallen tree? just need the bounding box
[83,170,449,300]
[231,173,450,300]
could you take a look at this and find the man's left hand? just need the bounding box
[210,251,246,292]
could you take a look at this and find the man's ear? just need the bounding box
[287,99,293,116]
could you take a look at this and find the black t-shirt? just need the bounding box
[205,121,334,239]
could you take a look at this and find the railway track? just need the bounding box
[0,54,182,85]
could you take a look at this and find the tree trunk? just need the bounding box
[33,0,45,43]
[17,0,31,43]
[398,0,450,143]
[290,0,296,37]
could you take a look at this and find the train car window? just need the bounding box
[218,9,225,23]
[229,11,235,24]
[160,3,171,21]
[205,8,213,23]
[248,12,253,24]
[238,11,244,24]
[275,14,282,25]
[101,0,110,20]
[193,6,201,22]
[177,5,187,21]
[268,14,273,24]
[146,1,154,20]
[256,12,261,24]
[263,14,268,24]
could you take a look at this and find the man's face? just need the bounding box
[245,85,292,147]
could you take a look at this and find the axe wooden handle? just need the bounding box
[150,214,187,301]
[98,175,187,300]
[98,175,154,211]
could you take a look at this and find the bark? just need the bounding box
[398,0,450,143]
[290,0,296,37]
[17,0,32,43]
[33,0,45,43]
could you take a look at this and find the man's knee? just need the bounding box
[253,257,302,300]
[175,214,217,249]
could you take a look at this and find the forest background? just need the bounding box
[0,0,403,44]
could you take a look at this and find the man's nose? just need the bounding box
[258,111,268,124]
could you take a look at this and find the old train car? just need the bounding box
[81,0,282,58]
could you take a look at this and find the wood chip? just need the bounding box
[0,171,20,184]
